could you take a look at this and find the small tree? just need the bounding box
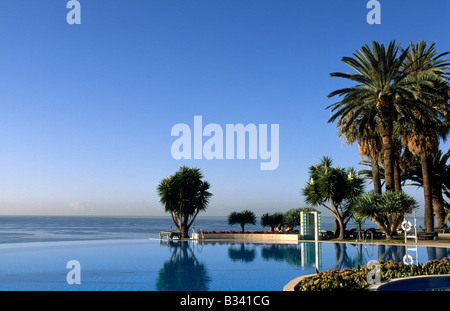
[353,191,419,240]
[261,212,284,231]
[228,210,256,231]
[157,166,213,238]
[302,156,365,240]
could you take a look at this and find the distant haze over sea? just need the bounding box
[0,215,425,244]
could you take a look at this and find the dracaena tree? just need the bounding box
[302,156,365,240]
[157,166,212,238]
[353,191,419,240]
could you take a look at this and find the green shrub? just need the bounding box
[295,257,450,291]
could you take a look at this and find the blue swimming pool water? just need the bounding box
[376,275,450,291]
[0,239,449,291]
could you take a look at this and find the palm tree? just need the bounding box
[260,212,284,231]
[400,40,450,232]
[157,166,213,238]
[327,41,439,193]
[359,148,410,193]
[302,156,365,240]
[359,158,385,191]
[228,210,256,231]
[405,149,450,228]
[429,151,450,228]
[335,103,383,194]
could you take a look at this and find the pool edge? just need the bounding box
[283,274,316,291]
[368,274,450,291]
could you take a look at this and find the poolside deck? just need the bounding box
[416,233,450,247]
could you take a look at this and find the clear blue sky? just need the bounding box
[0,0,448,216]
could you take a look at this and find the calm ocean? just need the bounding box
[0,215,424,244]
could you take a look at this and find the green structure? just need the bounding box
[300,211,321,240]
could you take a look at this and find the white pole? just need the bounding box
[414,211,417,244]
[300,211,304,236]
[314,212,319,241]
[315,241,319,268]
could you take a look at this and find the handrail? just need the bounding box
[365,230,373,244]
[354,229,373,244]
[190,226,204,239]
[355,229,364,243]
[198,227,204,239]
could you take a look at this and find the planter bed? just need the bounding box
[292,258,450,291]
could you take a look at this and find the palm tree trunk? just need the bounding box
[421,153,434,232]
[394,160,402,192]
[377,96,395,192]
[432,188,446,228]
[371,157,382,194]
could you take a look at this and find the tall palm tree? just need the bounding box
[335,104,383,194]
[157,166,213,238]
[429,151,450,228]
[405,149,450,227]
[359,158,385,190]
[400,40,450,232]
[327,41,439,193]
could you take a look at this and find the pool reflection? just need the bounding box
[199,241,450,269]
[157,240,211,291]
[228,244,256,262]
[156,240,450,291]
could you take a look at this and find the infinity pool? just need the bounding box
[0,239,448,291]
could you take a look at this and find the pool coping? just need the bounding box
[367,274,450,291]
[283,274,316,291]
